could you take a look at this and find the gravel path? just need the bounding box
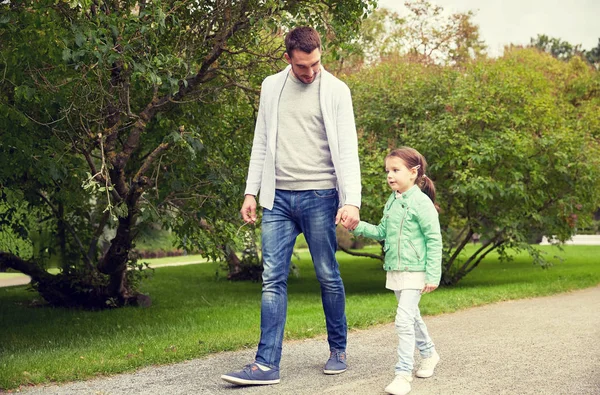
[15,286,600,395]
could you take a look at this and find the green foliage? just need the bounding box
[529,34,585,61]
[529,34,600,71]
[0,0,375,305]
[348,48,600,284]
[586,38,600,69]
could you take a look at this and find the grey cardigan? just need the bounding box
[244,65,361,210]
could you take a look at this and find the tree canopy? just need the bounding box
[0,0,376,308]
[347,48,600,284]
[326,0,487,74]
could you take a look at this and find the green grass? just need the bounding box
[1,245,599,390]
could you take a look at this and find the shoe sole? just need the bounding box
[323,368,347,375]
[415,371,434,378]
[221,375,280,385]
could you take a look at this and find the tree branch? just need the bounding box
[0,252,54,283]
[81,145,122,202]
[444,228,473,273]
[87,210,110,262]
[455,232,502,276]
[114,5,251,174]
[338,244,384,260]
[133,142,171,184]
[463,240,504,276]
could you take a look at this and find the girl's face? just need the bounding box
[385,156,418,194]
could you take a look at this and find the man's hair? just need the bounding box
[285,27,321,56]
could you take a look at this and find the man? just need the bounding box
[221,26,361,386]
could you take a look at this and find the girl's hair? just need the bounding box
[285,27,321,55]
[386,147,437,205]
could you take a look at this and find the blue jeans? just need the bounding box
[393,289,435,374]
[255,189,347,369]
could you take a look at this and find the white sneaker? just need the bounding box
[416,350,440,378]
[384,374,413,395]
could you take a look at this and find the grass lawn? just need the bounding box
[1,245,599,390]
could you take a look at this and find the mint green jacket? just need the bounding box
[352,185,442,286]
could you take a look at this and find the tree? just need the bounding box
[0,0,375,308]
[324,7,406,74]
[529,34,584,61]
[324,0,487,75]
[399,0,486,64]
[346,48,600,285]
[585,38,600,69]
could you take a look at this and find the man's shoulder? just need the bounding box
[321,68,351,97]
[262,67,290,87]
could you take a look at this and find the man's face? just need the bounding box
[284,48,321,84]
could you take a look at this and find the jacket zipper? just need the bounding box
[396,203,409,269]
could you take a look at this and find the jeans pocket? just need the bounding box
[312,188,337,199]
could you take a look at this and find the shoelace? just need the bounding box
[330,351,346,362]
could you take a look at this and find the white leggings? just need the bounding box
[394,289,435,374]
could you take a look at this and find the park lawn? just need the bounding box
[1,245,599,390]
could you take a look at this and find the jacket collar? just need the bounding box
[396,184,420,200]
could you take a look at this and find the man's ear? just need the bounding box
[284,52,291,64]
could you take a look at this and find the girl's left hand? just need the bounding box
[421,284,438,294]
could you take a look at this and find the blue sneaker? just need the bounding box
[323,350,347,374]
[221,363,280,386]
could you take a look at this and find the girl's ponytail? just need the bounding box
[418,174,439,212]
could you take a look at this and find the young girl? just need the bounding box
[351,147,442,395]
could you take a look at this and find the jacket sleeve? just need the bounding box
[352,219,387,241]
[417,200,443,286]
[244,79,268,196]
[335,83,361,208]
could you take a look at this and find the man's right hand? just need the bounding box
[240,194,258,224]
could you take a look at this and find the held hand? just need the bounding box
[421,284,438,294]
[240,195,257,224]
[336,205,360,230]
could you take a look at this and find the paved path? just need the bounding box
[0,260,207,288]
[17,286,600,395]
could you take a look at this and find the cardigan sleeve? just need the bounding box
[244,79,269,196]
[335,82,361,208]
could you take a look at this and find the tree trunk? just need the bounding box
[0,251,150,309]
[224,244,263,281]
[1,206,152,310]
[96,202,152,307]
